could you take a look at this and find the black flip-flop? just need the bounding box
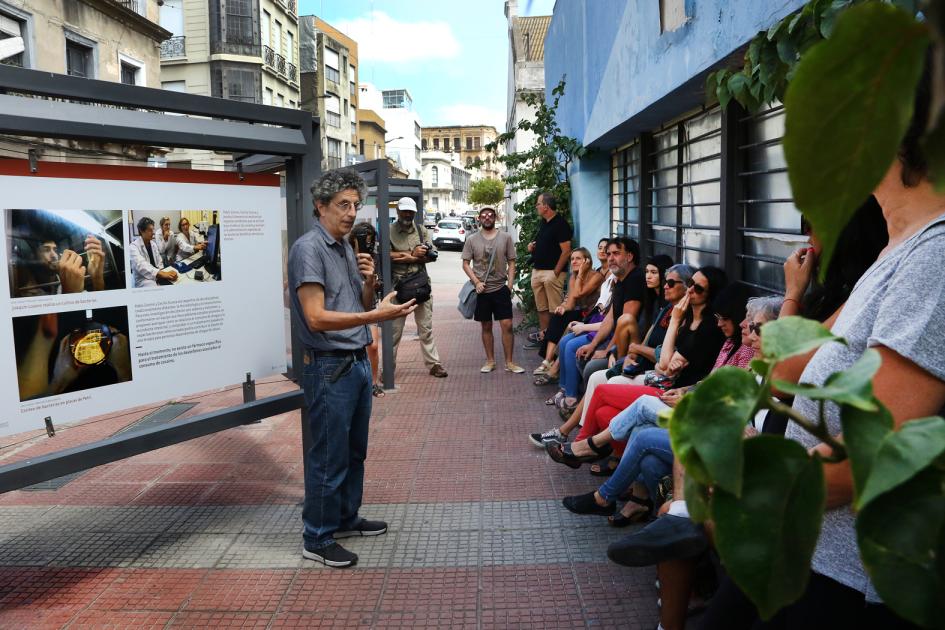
[563,491,615,515]
[608,495,654,527]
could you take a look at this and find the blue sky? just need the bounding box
[297,0,556,130]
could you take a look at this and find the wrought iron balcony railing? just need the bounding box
[113,0,144,15]
[210,41,260,57]
[160,36,186,59]
[287,62,298,83]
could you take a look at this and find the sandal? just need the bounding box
[534,373,559,386]
[590,456,619,477]
[372,384,386,398]
[545,391,565,406]
[545,436,613,469]
[608,495,653,527]
[555,395,578,410]
[562,491,615,516]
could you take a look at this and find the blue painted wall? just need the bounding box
[545,0,806,244]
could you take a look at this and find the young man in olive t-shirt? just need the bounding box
[461,207,524,374]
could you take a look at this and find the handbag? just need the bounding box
[395,270,432,304]
[457,239,498,319]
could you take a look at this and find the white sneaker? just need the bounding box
[481,361,496,373]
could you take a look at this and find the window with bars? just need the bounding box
[737,103,805,292]
[647,107,722,268]
[209,0,259,56]
[120,61,138,85]
[611,141,641,240]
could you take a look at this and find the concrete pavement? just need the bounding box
[0,249,658,629]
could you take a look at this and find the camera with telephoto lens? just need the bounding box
[422,241,438,262]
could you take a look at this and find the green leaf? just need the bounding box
[857,416,945,509]
[839,400,893,504]
[777,35,799,65]
[857,464,945,628]
[761,315,843,362]
[750,358,772,378]
[783,3,930,280]
[669,367,760,494]
[772,348,881,411]
[684,475,711,523]
[712,436,825,620]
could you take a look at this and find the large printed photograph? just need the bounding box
[13,306,132,401]
[127,210,222,287]
[5,209,126,298]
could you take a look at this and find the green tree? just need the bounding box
[683,1,945,626]
[481,79,586,323]
[468,177,505,207]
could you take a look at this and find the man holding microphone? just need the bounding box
[288,168,417,568]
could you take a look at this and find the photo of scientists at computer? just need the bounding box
[5,209,127,299]
[13,306,132,402]
[128,210,222,287]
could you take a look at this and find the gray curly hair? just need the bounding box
[746,296,784,323]
[665,263,694,285]
[310,168,368,217]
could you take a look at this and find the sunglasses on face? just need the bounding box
[748,322,763,335]
[664,278,685,288]
[686,280,707,295]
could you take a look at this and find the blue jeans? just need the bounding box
[610,395,668,441]
[559,332,591,398]
[599,427,674,504]
[301,352,372,549]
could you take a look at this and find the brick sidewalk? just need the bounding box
[0,283,658,629]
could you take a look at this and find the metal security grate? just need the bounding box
[22,402,197,490]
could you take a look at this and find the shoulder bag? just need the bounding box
[457,236,498,319]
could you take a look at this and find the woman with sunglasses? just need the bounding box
[548,278,742,470]
[531,263,692,449]
[550,267,728,453]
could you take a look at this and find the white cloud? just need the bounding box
[334,11,461,63]
[432,104,507,131]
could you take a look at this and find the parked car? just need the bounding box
[432,218,467,249]
[423,211,441,229]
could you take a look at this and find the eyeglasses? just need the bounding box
[335,200,364,212]
[748,322,764,335]
[664,278,685,288]
[686,280,707,295]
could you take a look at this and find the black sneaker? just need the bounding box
[334,519,388,539]
[302,541,358,568]
[528,427,565,448]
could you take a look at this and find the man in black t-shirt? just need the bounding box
[575,236,644,363]
[527,192,573,337]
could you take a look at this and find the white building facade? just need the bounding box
[360,83,421,179]
[421,150,472,218]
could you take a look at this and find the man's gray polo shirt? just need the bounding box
[288,219,371,351]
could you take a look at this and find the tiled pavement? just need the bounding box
[0,267,659,629]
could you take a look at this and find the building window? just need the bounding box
[432,197,439,209]
[359,139,365,155]
[454,137,460,151]
[646,107,722,267]
[326,138,342,170]
[263,88,272,104]
[465,136,472,150]
[286,31,293,64]
[474,136,481,149]
[431,166,438,186]
[414,122,421,139]
[0,10,28,68]
[325,92,340,127]
[422,139,428,150]
[611,141,642,240]
[415,146,421,163]
[210,0,260,56]
[433,138,439,150]
[210,61,260,103]
[324,47,340,83]
[118,53,144,86]
[162,80,186,92]
[65,36,94,78]
[120,62,137,85]
[738,103,805,292]
[382,88,411,109]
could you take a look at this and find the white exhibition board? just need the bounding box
[0,162,287,439]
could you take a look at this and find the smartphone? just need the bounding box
[354,231,374,256]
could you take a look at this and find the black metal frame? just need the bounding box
[0,65,320,492]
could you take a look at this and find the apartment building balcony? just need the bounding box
[113,0,145,16]
[160,36,186,59]
[263,45,298,84]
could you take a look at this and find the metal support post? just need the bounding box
[242,372,256,403]
[376,159,395,390]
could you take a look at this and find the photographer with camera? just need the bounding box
[289,169,417,568]
[389,197,448,378]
